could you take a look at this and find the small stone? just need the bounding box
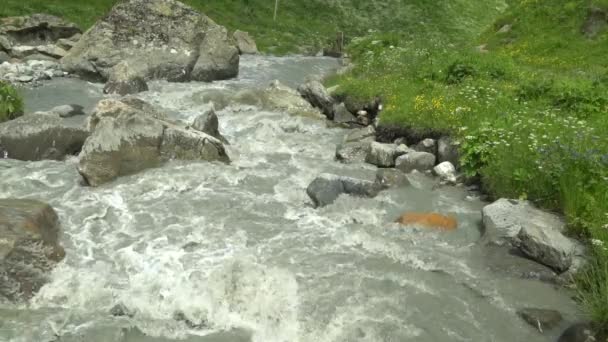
[414,138,437,155]
[375,168,410,188]
[15,75,33,82]
[433,161,457,183]
[36,45,68,59]
[49,104,85,118]
[332,102,356,125]
[517,308,563,332]
[365,142,410,167]
[395,151,436,173]
[110,303,133,317]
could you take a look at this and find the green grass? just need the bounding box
[0,81,23,122]
[331,0,608,329]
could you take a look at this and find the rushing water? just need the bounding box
[1,56,582,342]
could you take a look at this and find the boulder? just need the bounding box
[78,98,229,186]
[335,126,376,164]
[375,168,410,188]
[103,61,149,96]
[61,0,238,82]
[433,161,457,183]
[306,173,381,207]
[191,104,229,144]
[517,224,575,272]
[56,38,77,51]
[297,80,335,118]
[233,30,258,55]
[365,142,410,168]
[414,138,437,155]
[395,151,436,173]
[0,113,89,161]
[256,80,322,117]
[481,199,566,246]
[0,35,12,52]
[0,199,65,302]
[0,14,81,47]
[36,44,68,59]
[10,45,37,59]
[22,53,57,62]
[395,212,458,231]
[557,323,597,342]
[191,24,239,82]
[0,51,9,64]
[332,102,357,126]
[517,308,563,332]
[48,104,85,118]
[438,136,459,166]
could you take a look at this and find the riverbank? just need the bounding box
[328,0,608,332]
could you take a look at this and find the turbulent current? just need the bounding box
[0,56,582,342]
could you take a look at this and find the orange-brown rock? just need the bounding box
[395,212,458,231]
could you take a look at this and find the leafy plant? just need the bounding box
[0,81,24,122]
[446,61,476,84]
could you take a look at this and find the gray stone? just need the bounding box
[0,14,81,46]
[335,126,376,164]
[56,38,77,51]
[558,323,597,342]
[438,136,460,166]
[517,308,563,332]
[0,113,89,160]
[103,61,149,96]
[49,104,85,118]
[365,142,410,167]
[233,30,258,55]
[0,51,9,64]
[191,104,228,144]
[191,24,239,82]
[414,138,437,155]
[433,161,457,183]
[0,35,11,52]
[78,98,229,186]
[36,44,68,59]
[517,224,575,272]
[375,168,410,188]
[395,151,436,173]
[297,80,335,118]
[62,0,238,83]
[332,102,356,126]
[0,199,65,302]
[306,173,381,207]
[22,53,57,62]
[10,45,36,59]
[15,75,33,83]
[254,80,322,117]
[481,199,566,246]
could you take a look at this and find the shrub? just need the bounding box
[0,81,24,122]
[446,61,476,84]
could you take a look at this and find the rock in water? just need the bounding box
[332,102,357,126]
[191,24,239,82]
[233,30,258,55]
[48,104,85,118]
[61,0,239,82]
[78,98,229,186]
[558,323,597,342]
[297,80,335,118]
[395,151,436,173]
[517,224,575,272]
[103,61,149,95]
[0,113,89,161]
[0,199,65,302]
[335,125,376,164]
[191,104,229,144]
[433,161,457,183]
[306,173,381,207]
[395,212,458,231]
[365,142,410,167]
[375,169,410,188]
[517,308,563,332]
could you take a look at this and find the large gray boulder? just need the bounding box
[306,173,382,207]
[0,199,65,302]
[395,151,436,173]
[191,24,239,82]
[297,80,335,118]
[518,224,575,272]
[365,142,410,167]
[0,113,89,161]
[233,30,258,55]
[78,98,229,186]
[481,199,566,246]
[336,125,376,163]
[0,14,81,47]
[61,0,239,82]
[332,102,357,126]
[103,61,149,95]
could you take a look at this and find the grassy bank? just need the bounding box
[331,0,608,330]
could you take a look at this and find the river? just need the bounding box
[0,55,582,342]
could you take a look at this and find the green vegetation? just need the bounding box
[0,81,23,122]
[331,0,608,330]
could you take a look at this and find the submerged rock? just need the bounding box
[191,104,229,144]
[395,212,458,231]
[0,113,89,161]
[0,199,65,302]
[78,98,229,186]
[61,0,238,82]
[233,30,258,55]
[517,308,563,332]
[395,151,436,173]
[557,322,597,342]
[48,104,85,118]
[375,168,411,188]
[306,173,381,207]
